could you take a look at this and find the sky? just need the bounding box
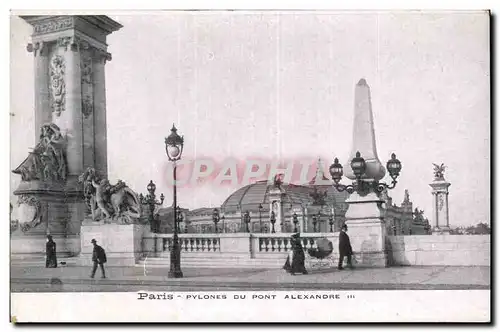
[9,11,490,227]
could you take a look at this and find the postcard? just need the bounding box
[9,10,490,323]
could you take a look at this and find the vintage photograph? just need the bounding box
[9,10,490,322]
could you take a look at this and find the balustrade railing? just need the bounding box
[165,237,220,252]
[257,235,328,253]
[144,232,336,256]
[147,235,221,253]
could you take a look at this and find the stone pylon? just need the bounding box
[11,16,122,258]
[344,79,388,267]
[429,166,451,234]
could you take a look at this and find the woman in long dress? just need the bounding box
[45,235,57,268]
[283,233,308,275]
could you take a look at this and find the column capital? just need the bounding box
[26,41,48,57]
[57,36,79,52]
[93,48,113,64]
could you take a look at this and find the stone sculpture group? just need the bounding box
[79,167,142,225]
[14,123,67,182]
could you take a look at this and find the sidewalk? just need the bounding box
[11,264,491,290]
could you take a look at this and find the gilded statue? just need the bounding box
[78,167,142,224]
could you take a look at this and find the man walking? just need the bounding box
[338,224,353,270]
[90,239,107,278]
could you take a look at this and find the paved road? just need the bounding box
[10,264,490,292]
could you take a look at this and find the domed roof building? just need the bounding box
[183,160,351,234]
[153,159,428,235]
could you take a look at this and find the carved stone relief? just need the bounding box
[17,195,43,233]
[49,55,66,116]
[81,54,94,119]
[438,195,444,211]
[57,36,76,51]
[33,17,74,35]
[82,95,94,118]
[81,56,93,84]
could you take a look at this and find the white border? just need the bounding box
[3,0,496,328]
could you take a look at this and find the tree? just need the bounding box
[451,223,490,235]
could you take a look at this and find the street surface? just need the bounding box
[10,265,490,292]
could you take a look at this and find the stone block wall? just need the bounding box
[387,235,490,266]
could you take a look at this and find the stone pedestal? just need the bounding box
[11,182,85,259]
[345,192,388,267]
[430,179,451,234]
[268,186,286,233]
[79,222,150,266]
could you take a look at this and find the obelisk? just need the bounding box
[344,79,388,267]
[11,15,122,258]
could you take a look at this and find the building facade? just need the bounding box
[152,163,431,235]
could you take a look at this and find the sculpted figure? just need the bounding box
[13,123,67,182]
[50,55,66,116]
[92,178,113,219]
[79,167,142,224]
[309,187,327,206]
[432,163,446,180]
[273,173,284,188]
[414,208,425,222]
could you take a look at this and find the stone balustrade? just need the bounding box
[142,232,338,259]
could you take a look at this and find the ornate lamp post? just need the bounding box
[270,211,276,233]
[212,208,220,233]
[329,151,402,194]
[244,210,251,233]
[221,215,225,233]
[329,214,334,232]
[165,124,184,279]
[139,180,165,233]
[258,204,263,232]
[292,212,299,233]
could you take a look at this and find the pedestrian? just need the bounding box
[45,235,57,268]
[283,233,308,275]
[338,224,353,270]
[90,239,107,279]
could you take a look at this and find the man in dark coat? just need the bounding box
[283,233,308,275]
[45,235,57,268]
[338,224,353,270]
[90,239,107,278]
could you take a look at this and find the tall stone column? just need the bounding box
[429,166,451,234]
[30,41,52,139]
[12,15,122,259]
[51,36,84,178]
[344,79,388,267]
[92,52,111,179]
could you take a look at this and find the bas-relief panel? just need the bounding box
[81,48,95,170]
